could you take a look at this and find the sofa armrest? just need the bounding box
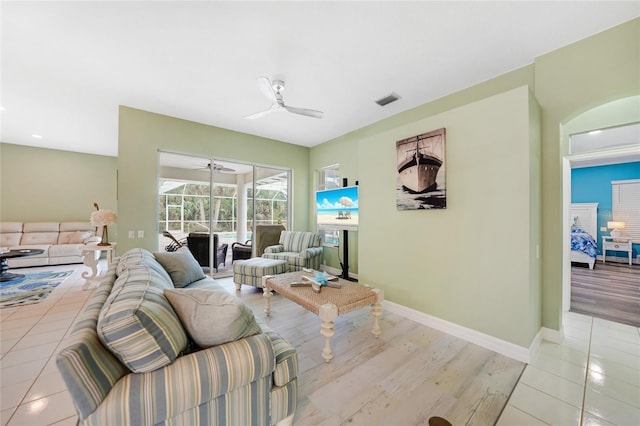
[261,328,298,387]
[264,244,284,254]
[89,333,276,424]
[301,246,323,259]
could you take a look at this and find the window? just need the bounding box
[318,164,340,190]
[317,164,340,246]
[612,179,640,241]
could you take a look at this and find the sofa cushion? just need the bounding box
[98,262,188,373]
[0,222,23,233]
[23,222,59,232]
[154,247,205,288]
[58,230,92,244]
[164,288,261,348]
[185,276,227,292]
[280,231,321,252]
[20,222,59,245]
[49,243,84,258]
[21,231,59,245]
[0,222,23,247]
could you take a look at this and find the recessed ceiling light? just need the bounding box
[32,134,43,139]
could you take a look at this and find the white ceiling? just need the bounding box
[2,1,639,157]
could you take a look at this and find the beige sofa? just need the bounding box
[0,222,101,267]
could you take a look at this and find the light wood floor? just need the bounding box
[571,261,640,327]
[218,278,525,426]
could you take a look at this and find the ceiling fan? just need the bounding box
[243,77,324,120]
[193,162,235,173]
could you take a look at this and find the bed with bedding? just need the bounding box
[571,227,598,269]
[570,203,599,269]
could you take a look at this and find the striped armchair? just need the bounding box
[262,231,322,271]
[57,249,297,426]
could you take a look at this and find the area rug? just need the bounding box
[0,270,74,308]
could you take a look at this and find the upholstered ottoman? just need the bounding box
[233,257,288,290]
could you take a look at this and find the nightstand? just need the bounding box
[602,236,632,266]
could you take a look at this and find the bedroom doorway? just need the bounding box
[561,109,640,326]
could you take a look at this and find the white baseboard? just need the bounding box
[541,326,563,344]
[320,264,358,280]
[383,300,532,363]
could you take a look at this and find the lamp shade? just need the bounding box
[607,221,625,230]
[90,210,117,226]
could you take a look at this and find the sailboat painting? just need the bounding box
[396,128,446,210]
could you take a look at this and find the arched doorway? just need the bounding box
[560,96,640,316]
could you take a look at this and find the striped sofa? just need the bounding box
[57,248,298,425]
[262,231,323,272]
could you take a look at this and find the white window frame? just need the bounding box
[317,164,340,247]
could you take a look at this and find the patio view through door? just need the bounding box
[158,152,291,274]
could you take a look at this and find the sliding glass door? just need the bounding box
[158,152,291,273]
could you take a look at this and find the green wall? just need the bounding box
[535,18,640,332]
[312,86,541,347]
[0,143,117,223]
[310,18,639,345]
[117,107,310,253]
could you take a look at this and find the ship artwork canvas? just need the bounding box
[396,128,446,210]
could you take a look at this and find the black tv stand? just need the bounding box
[340,178,358,282]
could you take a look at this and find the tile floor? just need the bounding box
[497,311,640,425]
[1,262,639,425]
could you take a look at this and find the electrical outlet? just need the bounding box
[137,230,144,238]
[128,230,135,239]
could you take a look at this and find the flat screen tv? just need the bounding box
[316,185,359,231]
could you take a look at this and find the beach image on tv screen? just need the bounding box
[316,186,358,229]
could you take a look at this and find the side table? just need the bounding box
[82,243,117,289]
[601,236,633,266]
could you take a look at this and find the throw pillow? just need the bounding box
[164,288,261,348]
[154,247,205,288]
[69,231,92,244]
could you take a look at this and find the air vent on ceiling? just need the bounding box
[375,92,400,106]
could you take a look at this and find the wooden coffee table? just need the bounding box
[263,270,383,363]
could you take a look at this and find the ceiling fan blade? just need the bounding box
[243,108,275,119]
[257,77,277,103]
[284,105,324,119]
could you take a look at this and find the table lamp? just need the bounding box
[90,203,117,246]
[607,221,625,238]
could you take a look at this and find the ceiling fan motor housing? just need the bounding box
[272,80,285,93]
